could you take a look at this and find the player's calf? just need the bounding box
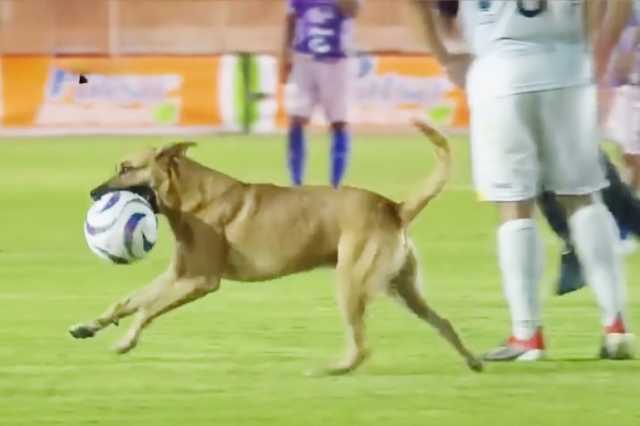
[287,118,307,186]
[330,122,350,188]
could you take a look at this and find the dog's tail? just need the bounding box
[397,119,451,226]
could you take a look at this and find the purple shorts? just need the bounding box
[287,53,351,123]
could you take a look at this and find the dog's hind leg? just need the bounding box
[390,249,483,372]
[112,275,220,354]
[69,270,174,340]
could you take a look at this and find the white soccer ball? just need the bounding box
[84,191,158,264]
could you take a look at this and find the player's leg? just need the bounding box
[540,151,640,296]
[318,58,351,187]
[605,85,638,252]
[602,151,640,237]
[538,191,571,242]
[488,200,546,361]
[558,194,633,358]
[541,85,633,359]
[470,93,545,361]
[619,86,640,252]
[288,116,309,186]
[614,86,640,192]
[330,121,350,187]
[622,153,640,194]
[540,150,640,296]
[286,54,316,186]
[622,85,640,200]
[537,190,586,295]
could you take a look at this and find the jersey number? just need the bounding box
[517,0,547,17]
[479,0,547,17]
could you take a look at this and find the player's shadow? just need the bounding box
[548,357,601,362]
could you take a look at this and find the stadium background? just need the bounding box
[0,0,468,134]
[1,2,639,426]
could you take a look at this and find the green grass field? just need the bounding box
[1,133,638,426]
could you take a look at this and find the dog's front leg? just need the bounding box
[309,255,371,376]
[113,275,220,354]
[69,270,174,340]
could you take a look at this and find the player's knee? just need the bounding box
[557,194,595,215]
[331,122,348,132]
[497,200,535,223]
[626,154,640,169]
[290,116,309,127]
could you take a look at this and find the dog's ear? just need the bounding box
[151,142,196,211]
[155,142,197,162]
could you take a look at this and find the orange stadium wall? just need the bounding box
[0,54,468,134]
[1,56,226,133]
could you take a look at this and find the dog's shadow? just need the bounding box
[360,356,639,379]
[546,356,640,364]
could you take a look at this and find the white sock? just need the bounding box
[498,219,544,340]
[569,203,626,329]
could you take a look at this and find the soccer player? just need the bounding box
[540,152,640,295]
[550,4,640,294]
[414,0,634,361]
[280,0,361,187]
[605,23,640,195]
[602,16,640,249]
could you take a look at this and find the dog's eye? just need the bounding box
[120,165,134,175]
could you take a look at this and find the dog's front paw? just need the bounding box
[69,324,97,339]
[304,364,356,377]
[112,337,138,354]
[467,356,484,373]
[311,349,371,376]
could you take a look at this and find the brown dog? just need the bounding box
[70,120,482,374]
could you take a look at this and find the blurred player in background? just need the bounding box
[605,20,640,192]
[541,153,640,296]
[548,2,640,294]
[414,0,634,361]
[603,15,640,251]
[280,0,361,187]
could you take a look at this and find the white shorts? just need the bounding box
[470,85,608,202]
[287,53,350,123]
[604,85,640,155]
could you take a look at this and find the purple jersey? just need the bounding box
[289,0,356,58]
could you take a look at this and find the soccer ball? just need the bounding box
[84,191,158,264]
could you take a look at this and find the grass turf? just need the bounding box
[0,133,638,426]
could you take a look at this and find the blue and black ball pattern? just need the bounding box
[84,191,158,264]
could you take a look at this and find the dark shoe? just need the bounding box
[556,249,586,296]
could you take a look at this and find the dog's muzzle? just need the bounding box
[90,184,111,201]
[90,184,159,213]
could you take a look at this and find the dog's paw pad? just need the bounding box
[304,368,325,378]
[69,325,96,339]
[304,366,349,377]
[112,338,137,354]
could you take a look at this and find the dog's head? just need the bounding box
[90,142,197,214]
